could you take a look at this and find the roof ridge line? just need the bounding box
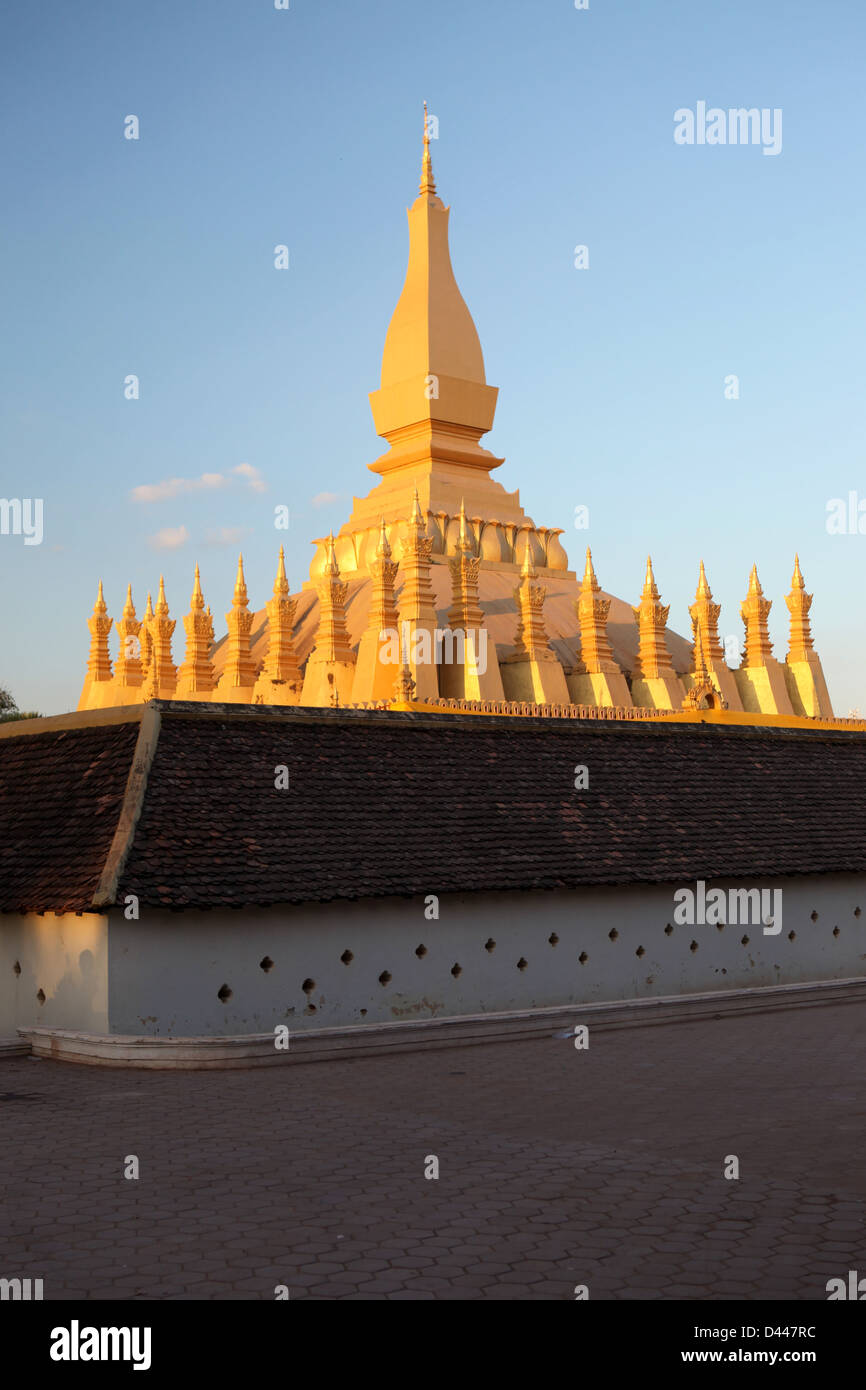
[91,704,162,909]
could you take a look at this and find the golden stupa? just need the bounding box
[78,111,833,725]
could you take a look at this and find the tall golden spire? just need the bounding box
[142,577,177,699]
[420,100,437,197]
[176,564,216,697]
[257,546,302,692]
[632,557,675,678]
[740,564,774,667]
[114,584,143,688]
[85,580,113,683]
[368,113,501,483]
[689,560,724,665]
[575,548,617,675]
[785,554,815,663]
[219,553,257,696]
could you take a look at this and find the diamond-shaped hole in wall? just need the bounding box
[36,989,45,1004]
[741,935,749,946]
[12,961,21,976]
[609,928,618,941]
[340,950,353,965]
[811,910,818,922]
[833,926,840,937]
[217,984,232,1002]
[415,944,427,958]
[484,938,495,952]
[578,951,588,964]
[260,956,274,973]
[517,957,528,971]
[636,946,645,958]
[451,963,462,978]
[379,970,392,985]
[548,933,559,946]
[664,924,673,936]
[690,940,698,953]
[302,978,315,995]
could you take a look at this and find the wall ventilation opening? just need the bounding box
[13,961,21,976]
[516,957,528,972]
[548,933,559,946]
[36,989,46,1004]
[484,938,496,953]
[217,984,232,1002]
[608,928,618,941]
[360,1008,367,1017]
[856,907,862,918]
[664,924,673,936]
[302,978,315,995]
[415,944,427,958]
[578,951,588,965]
[833,926,840,937]
[451,963,462,978]
[340,950,354,965]
[810,910,819,922]
[788,931,796,941]
[689,940,698,953]
[259,956,274,973]
[379,970,392,986]
[636,946,645,958]
[740,935,750,946]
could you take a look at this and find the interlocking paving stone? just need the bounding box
[1,999,865,1298]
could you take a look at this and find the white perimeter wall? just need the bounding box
[0,912,108,1034]
[105,876,866,1037]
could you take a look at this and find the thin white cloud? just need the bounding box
[132,473,227,503]
[233,463,267,494]
[311,491,342,508]
[148,525,190,551]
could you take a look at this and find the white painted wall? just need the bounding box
[0,913,108,1034]
[105,876,866,1037]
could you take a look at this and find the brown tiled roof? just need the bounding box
[0,722,139,913]
[2,703,866,914]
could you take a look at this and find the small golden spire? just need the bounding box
[144,592,154,620]
[420,100,437,197]
[323,532,340,575]
[792,553,805,589]
[376,516,392,558]
[748,563,762,596]
[94,579,107,614]
[191,563,204,610]
[233,554,248,606]
[696,559,711,598]
[122,583,135,618]
[642,556,660,599]
[456,499,474,553]
[582,547,597,587]
[156,575,169,615]
[274,544,289,596]
[520,541,536,580]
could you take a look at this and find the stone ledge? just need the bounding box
[14,976,866,1069]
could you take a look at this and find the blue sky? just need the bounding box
[2,0,865,715]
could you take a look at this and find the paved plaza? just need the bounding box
[1,999,865,1300]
